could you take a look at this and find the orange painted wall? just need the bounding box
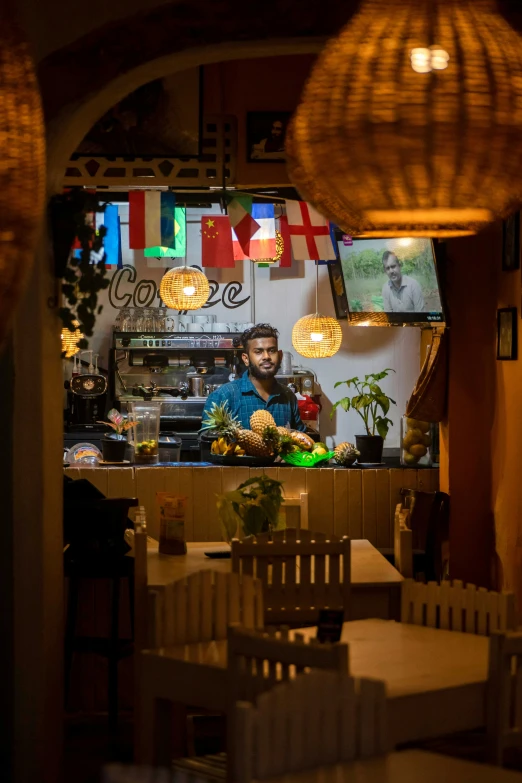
[203,55,316,186]
[444,224,522,615]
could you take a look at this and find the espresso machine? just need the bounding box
[109,330,317,460]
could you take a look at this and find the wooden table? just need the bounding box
[260,750,522,783]
[147,539,403,620]
[137,618,489,764]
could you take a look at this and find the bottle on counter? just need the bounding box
[157,493,188,555]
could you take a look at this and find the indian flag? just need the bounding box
[144,208,187,267]
[232,203,276,260]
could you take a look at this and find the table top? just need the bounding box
[146,539,403,592]
[149,618,489,699]
[261,750,522,783]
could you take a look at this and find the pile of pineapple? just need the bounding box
[203,402,315,458]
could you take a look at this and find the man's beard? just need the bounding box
[249,357,281,380]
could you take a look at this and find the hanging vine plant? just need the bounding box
[50,188,110,354]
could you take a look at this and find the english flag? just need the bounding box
[201,216,235,268]
[284,200,337,261]
[129,191,176,249]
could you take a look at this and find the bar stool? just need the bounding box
[64,496,139,731]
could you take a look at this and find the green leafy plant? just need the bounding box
[97,409,137,440]
[51,188,110,354]
[216,475,285,542]
[331,369,396,440]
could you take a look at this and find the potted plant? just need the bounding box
[97,408,137,462]
[216,475,285,543]
[331,369,396,464]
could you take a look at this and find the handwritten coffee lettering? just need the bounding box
[108,264,250,311]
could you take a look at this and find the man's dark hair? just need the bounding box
[241,323,279,352]
[382,250,399,266]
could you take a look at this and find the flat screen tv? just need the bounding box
[328,237,445,326]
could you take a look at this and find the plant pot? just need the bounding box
[355,435,384,464]
[102,437,127,462]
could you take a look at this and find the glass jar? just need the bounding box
[400,416,435,467]
[129,401,161,464]
[143,307,155,332]
[133,307,145,332]
[155,307,167,332]
[119,307,132,331]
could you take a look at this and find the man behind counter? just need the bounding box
[202,323,306,431]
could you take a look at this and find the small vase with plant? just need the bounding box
[216,475,285,543]
[97,408,137,462]
[331,369,396,464]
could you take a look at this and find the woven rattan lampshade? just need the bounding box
[0,14,45,347]
[288,0,522,237]
[61,321,83,358]
[160,266,210,310]
[292,314,342,358]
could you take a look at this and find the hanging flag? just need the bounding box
[129,191,176,249]
[144,208,187,265]
[278,215,293,268]
[228,196,260,253]
[232,228,248,261]
[244,203,277,259]
[201,216,235,268]
[101,204,122,269]
[284,200,337,261]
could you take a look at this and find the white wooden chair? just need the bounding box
[148,570,264,648]
[393,503,413,579]
[401,578,516,635]
[487,630,522,766]
[234,670,388,783]
[231,530,351,625]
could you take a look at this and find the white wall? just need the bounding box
[86,203,420,448]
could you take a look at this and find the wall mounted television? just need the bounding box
[327,236,445,326]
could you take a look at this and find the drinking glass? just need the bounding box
[119,307,132,331]
[133,308,145,332]
[155,307,167,332]
[143,308,155,332]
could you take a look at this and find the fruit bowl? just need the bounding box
[208,453,277,467]
[280,450,334,467]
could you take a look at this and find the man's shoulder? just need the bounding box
[403,275,422,290]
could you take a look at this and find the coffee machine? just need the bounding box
[65,373,108,430]
[109,330,317,460]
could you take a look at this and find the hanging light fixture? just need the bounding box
[287,0,522,237]
[61,320,83,358]
[252,229,284,265]
[159,265,210,311]
[292,264,342,358]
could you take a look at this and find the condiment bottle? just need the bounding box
[157,493,187,555]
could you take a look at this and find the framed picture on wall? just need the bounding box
[502,212,520,271]
[246,111,291,162]
[327,259,349,319]
[497,307,518,360]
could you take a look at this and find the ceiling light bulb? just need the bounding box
[310,332,324,342]
[183,285,196,296]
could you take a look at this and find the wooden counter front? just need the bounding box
[64,465,438,548]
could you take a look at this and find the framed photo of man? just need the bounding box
[502,211,520,271]
[246,112,291,162]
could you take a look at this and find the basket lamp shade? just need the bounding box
[287,0,522,237]
[292,314,343,358]
[61,321,83,358]
[159,266,210,310]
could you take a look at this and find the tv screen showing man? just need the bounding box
[337,238,443,318]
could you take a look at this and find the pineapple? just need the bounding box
[250,409,277,435]
[261,425,281,453]
[334,442,360,467]
[202,401,241,442]
[277,426,291,437]
[236,429,274,457]
[289,430,315,451]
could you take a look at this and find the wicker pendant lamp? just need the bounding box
[287,0,522,237]
[61,321,83,358]
[292,265,342,358]
[160,265,210,310]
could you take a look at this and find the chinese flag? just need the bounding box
[201,216,235,268]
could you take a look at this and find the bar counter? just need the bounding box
[64,464,439,548]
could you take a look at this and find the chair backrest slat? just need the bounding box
[401,579,516,636]
[488,631,522,766]
[231,531,351,624]
[151,570,264,647]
